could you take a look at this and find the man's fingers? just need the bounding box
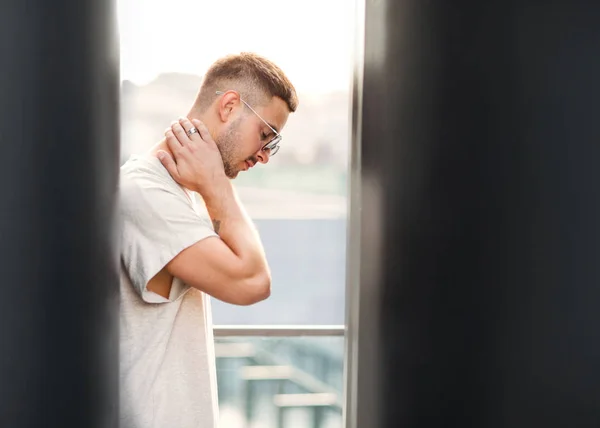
[164,129,184,155]
[156,150,179,179]
[192,119,215,146]
[178,117,199,140]
[171,122,191,145]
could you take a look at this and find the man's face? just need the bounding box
[216,96,290,179]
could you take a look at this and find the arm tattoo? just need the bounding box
[212,219,221,234]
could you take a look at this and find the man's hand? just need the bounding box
[158,117,228,200]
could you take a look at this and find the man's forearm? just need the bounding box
[202,180,268,276]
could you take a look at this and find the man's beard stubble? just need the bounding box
[216,118,258,179]
[215,125,238,178]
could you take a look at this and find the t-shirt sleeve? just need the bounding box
[119,169,217,303]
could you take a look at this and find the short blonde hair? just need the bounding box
[196,52,298,112]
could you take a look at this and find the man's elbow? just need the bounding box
[236,270,271,306]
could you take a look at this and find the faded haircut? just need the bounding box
[194,52,298,113]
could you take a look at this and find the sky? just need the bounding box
[117,0,357,94]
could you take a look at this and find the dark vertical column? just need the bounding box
[0,0,120,427]
[348,0,600,427]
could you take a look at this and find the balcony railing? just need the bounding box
[213,325,345,337]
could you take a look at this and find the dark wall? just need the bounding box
[354,1,600,427]
[0,1,120,427]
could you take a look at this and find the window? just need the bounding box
[216,336,344,428]
[119,0,355,425]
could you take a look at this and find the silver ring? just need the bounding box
[186,127,198,137]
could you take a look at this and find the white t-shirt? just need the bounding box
[119,154,220,428]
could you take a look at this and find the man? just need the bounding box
[119,52,298,428]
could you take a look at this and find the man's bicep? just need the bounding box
[165,236,251,304]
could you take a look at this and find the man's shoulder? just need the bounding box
[119,153,196,217]
[121,153,170,183]
[119,153,184,197]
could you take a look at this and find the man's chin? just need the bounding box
[223,164,239,179]
[227,164,248,179]
[226,170,240,179]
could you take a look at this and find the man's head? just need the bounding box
[189,52,298,178]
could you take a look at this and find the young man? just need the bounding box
[119,52,298,428]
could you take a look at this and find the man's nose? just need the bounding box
[256,149,271,164]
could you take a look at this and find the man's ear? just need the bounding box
[217,90,241,123]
